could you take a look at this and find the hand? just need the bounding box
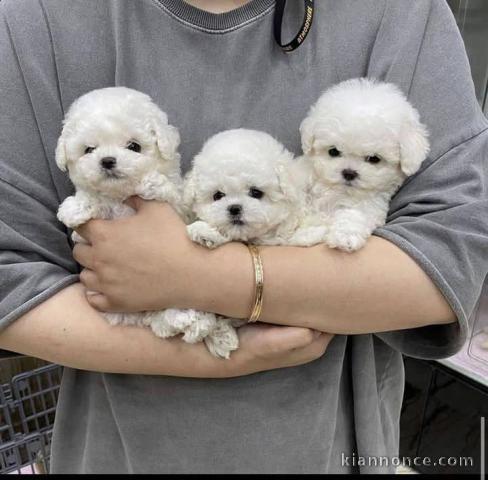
[226,324,334,376]
[73,197,205,313]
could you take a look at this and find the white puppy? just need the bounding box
[293,78,430,251]
[56,87,183,326]
[173,129,304,356]
[184,129,303,247]
[57,87,239,356]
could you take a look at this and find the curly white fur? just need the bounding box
[294,78,430,252]
[184,129,304,246]
[55,88,190,332]
[181,129,310,357]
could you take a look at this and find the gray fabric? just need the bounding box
[0,0,487,474]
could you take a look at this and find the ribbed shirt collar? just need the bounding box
[156,0,275,32]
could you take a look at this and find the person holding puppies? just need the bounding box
[0,0,487,475]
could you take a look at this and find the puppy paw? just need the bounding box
[187,221,227,249]
[57,196,95,228]
[204,319,239,359]
[180,310,217,344]
[137,174,182,207]
[146,310,181,338]
[325,229,368,252]
[148,309,217,342]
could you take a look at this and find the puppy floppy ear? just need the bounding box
[276,152,302,205]
[399,116,430,177]
[299,116,316,155]
[55,133,69,172]
[155,123,181,164]
[148,106,181,167]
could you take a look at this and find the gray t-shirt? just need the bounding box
[0,0,487,474]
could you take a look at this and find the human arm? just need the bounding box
[0,283,331,377]
[75,200,455,336]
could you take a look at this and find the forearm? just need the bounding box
[195,236,456,334]
[0,283,236,378]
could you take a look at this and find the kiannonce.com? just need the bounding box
[341,453,474,468]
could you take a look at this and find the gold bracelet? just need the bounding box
[247,244,264,323]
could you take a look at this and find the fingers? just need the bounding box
[72,243,95,269]
[309,332,334,355]
[274,327,333,364]
[74,218,108,243]
[275,326,321,350]
[293,331,333,363]
[234,325,333,375]
[85,292,113,312]
[79,268,100,291]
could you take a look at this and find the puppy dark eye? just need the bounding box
[84,146,95,154]
[213,191,225,201]
[249,187,264,199]
[127,141,141,153]
[365,155,381,164]
[328,147,341,158]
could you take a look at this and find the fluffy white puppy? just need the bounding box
[184,129,302,247]
[56,87,183,326]
[172,129,304,357]
[293,78,430,252]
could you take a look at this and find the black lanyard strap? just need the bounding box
[273,0,314,52]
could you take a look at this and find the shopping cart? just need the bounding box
[0,364,62,474]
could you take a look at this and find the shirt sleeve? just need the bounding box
[367,0,488,359]
[0,2,79,330]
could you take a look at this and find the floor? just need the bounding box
[396,464,419,474]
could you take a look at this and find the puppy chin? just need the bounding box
[216,221,253,242]
[220,223,248,241]
[78,174,137,199]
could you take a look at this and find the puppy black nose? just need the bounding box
[342,169,358,182]
[101,157,116,170]
[228,204,242,216]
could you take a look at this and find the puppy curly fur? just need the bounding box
[181,129,308,356]
[293,78,430,251]
[57,88,195,329]
[184,129,304,246]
